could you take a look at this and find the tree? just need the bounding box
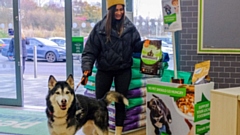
[21,0,37,11]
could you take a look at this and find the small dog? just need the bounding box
[46,74,129,135]
[147,94,172,135]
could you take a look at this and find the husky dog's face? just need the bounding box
[48,75,75,116]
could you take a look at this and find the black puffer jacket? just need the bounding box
[81,16,143,72]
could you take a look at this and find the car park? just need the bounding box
[1,37,66,62]
[27,37,66,62]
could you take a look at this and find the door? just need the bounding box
[0,0,23,106]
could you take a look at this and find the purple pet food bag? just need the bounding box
[109,113,146,125]
[109,119,146,132]
[127,87,146,98]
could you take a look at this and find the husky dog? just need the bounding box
[46,74,129,135]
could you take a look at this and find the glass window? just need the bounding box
[1,38,11,45]
[0,39,4,44]
[36,38,59,46]
[72,0,102,95]
[72,0,102,38]
[29,39,40,46]
[134,0,173,70]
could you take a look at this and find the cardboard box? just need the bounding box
[146,78,214,135]
[210,87,240,135]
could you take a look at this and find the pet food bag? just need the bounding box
[146,78,214,135]
[140,40,162,75]
[192,60,210,85]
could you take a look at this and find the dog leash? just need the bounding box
[74,71,90,91]
[74,78,84,91]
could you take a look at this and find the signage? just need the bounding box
[72,37,84,54]
[162,0,182,32]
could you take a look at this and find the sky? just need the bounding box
[82,0,162,19]
[134,0,162,19]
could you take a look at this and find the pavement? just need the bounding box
[0,74,86,109]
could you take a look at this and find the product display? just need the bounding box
[146,60,214,135]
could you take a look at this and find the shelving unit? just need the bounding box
[210,87,240,135]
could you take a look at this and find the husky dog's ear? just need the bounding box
[48,75,57,90]
[66,74,74,89]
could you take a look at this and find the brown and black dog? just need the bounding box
[46,74,128,135]
[147,94,172,135]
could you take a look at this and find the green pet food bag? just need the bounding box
[140,40,162,75]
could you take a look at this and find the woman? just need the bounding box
[81,0,143,134]
[9,32,29,74]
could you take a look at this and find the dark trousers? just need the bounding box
[22,57,26,74]
[95,68,132,126]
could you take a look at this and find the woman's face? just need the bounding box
[114,5,124,20]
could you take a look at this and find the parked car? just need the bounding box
[48,37,66,47]
[27,37,66,62]
[1,37,66,62]
[1,38,12,45]
[0,39,6,52]
[1,38,11,59]
[48,37,81,60]
[48,36,90,62]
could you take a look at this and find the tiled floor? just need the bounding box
[0,106,86,135]
[0,105,146,135]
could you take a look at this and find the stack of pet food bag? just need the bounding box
[83,40,170,133]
